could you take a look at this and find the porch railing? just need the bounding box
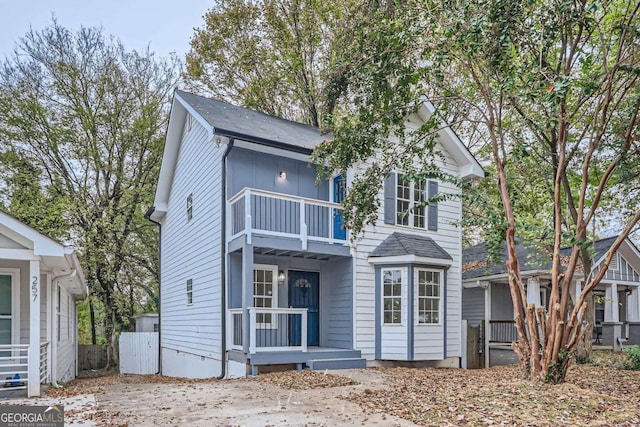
[39,341,50,384]
[0,344,29,390]
[489,320,518,343]
[228,307,308,353]
[228,188,347,247]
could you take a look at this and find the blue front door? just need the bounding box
[333,175,346,240]
[288,270,319,346]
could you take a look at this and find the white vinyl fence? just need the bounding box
[119,332,159,375]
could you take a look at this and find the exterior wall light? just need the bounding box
[279,171,286,179]
[278,270,286,284]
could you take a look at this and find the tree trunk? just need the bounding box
[89,297,97,345]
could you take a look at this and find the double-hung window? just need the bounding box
[253,265,277,327]
[396,174,427,228]
[416,269,441,324]
[382,269,403,324]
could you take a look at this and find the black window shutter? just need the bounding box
[383,172,396,225]
[427,180,438,231]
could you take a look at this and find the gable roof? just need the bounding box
[175,90,329,153]
[462,235,637,281]
[370,232,452,260]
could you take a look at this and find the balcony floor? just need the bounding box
[228,233,351,260]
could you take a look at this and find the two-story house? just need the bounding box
[148,90,483,378]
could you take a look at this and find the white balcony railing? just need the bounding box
[228,188,347,247]
[228,307,308,354]
[0,344,29,390]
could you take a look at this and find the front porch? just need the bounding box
[0,342,50,396]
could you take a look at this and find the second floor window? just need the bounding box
[187,194,193,221]
[186,279,193,305]
[396,174,426,228]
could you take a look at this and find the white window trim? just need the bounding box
[395,173,429,230]
[186,279,193,306]
[414,268,443,326]
[381,267,406,326]
[253,264,278,329]
[0,269,20,360]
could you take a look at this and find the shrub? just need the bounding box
[622,345,640,370]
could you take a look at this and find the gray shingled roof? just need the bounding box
[370,233,452,260]
[462,236,621,280]
[176,90,329,152]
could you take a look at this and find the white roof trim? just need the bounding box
[0,211,65,256]
[592,238,640,273]
[368,254,453,266]
[416,101,484,180]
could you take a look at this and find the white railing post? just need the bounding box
[301,310,308,352]
[248,308,256,354]
[226,199,232,244]
[244,189,252,244]
[300,200,307,250]
[329,207,334,243]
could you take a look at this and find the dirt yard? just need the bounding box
[19,355,640,426]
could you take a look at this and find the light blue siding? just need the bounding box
[227,147,329,200]
[323,258,353,349]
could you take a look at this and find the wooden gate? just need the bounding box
[463,320,485,369]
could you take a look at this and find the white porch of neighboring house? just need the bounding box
[0,212,85,397]
[226,187,365,375]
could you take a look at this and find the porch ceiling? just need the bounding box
[252,247,339,261]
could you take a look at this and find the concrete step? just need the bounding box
[306,357,367,370]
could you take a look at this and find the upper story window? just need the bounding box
[416,269,441,324]
[187,194,193,221]
[186,279,193,305]
[384,172,438,231]
[397,174,426,228]
[382,269,403,325]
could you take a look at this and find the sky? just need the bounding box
[0,0,212,60]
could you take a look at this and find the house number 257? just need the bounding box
[32,276,38,302]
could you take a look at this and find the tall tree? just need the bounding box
[317,0,640,382]
[186,0,349,126]
[0,22,179,364]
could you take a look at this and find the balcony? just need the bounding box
[228,188,348,249]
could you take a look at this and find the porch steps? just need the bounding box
[306,357,367,370]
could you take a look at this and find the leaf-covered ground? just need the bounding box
[256,369,359,389]
[345,364,640,426]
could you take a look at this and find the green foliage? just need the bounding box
[186,0,349,126]
[622,346,640,370]
[0,21,177,360]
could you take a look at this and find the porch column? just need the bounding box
[241,242,254,354]
[483,281,491,368]
[526,278,541,307]
[605,284,619,323]
[603,283,623,351]
[28,260,40,397]
[628,287,640,322]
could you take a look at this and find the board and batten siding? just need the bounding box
[353,121,464,361]
[160,116,225,377]
[462,287,485,324]
[323,258,353,349]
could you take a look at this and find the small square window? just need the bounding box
[186,279,193,305]
[187,194,193,221]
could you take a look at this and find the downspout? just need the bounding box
[50,258,78,388]
[144,207,162,375]
[217,137,235,379]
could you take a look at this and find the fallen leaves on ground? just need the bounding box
[256,370,359,389]
[344,364,640,426]
[45,369,218,398]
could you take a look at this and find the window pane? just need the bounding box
[392,311,401,323]
[384,284,391,297]
[383,300,392,311]
[0,318,10,344]
[391,270,402,283]
[256,270,264,283]
[264,270,273,282]
[0,275,10,316]
[384,312,392,324]
[393,283,401,296]
[432,272,440,284]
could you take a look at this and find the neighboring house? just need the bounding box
[462,236,640,366]
[132,314,159,333]
[148,90,484,378]
[0,211,86,397]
